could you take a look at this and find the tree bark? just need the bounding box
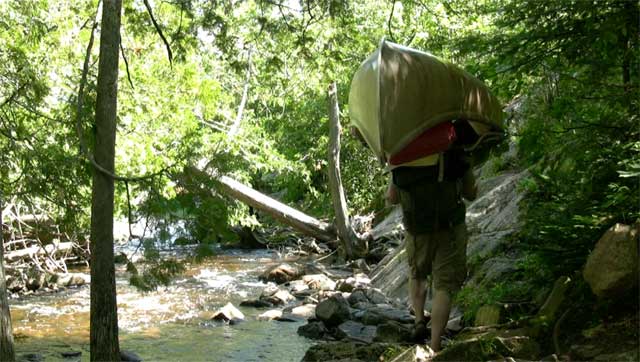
[326,82,367,259]
[0,194,16,362]
[191,167,337,242]
[90,0,122,360]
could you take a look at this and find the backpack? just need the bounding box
[392,150,469,233]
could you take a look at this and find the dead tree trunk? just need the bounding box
[217,174,337,242]
[191,167,337,242]
[0,194,16,361]
[90,0,122,360]
[326,82,367,259]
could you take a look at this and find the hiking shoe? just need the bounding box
[411,320,429,342]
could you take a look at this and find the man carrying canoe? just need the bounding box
[348,40,503,351]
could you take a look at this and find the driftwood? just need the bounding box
[191,167,337,242]
[5,241,74,262]
[326,82,368,258]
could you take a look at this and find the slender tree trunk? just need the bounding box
[228,48,252,137]
[0,193,16,362]
[90,0,122,360]
[326,82,367,259]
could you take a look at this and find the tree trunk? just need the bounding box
[217,173,336,242]
[191,167,337,242]
[228,47,252,137]
[0,194,16,362]
[90,0,122,360]
[326,82,367,259]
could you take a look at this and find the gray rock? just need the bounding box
[263,289,295,305]
[290,304,316,319]
[298,321,329,339]
[359,306,413,325]
[446,315,464,332]
[287,279,310,292]
[316,294,351,327]
[257,309,283,321]
[583,222,639,298]
[259,263,303,284]
[365,288,388,304]
[55,273,90,288]
[303,274,337,291]
[211,302,245,322]
[347,289,369,306]
[335,320,377,343]
[120,350,142,362]
[373,320,412,343]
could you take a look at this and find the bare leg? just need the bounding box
[430,289,451,352]
[410,277,427,323]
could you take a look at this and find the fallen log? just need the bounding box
[5,242,74,262]
[190,167,337,242]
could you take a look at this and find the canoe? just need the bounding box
[348,39,504,165]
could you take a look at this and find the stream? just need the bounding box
[10,248,314,361]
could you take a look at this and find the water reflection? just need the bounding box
[11,249,313,361]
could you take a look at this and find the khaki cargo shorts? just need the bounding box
[405,223,468,293]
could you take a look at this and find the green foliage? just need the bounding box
[128,258,185,292]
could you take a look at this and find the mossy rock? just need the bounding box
[434,335,540,361]
[302,342,392,362]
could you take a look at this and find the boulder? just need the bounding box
[583,222,639,298]
[55,273,90,288]
[303,274,337,291]
[211,302,245,322]
[335,320,377,343]
[446,315,464,333]
[373,320,413,343]
[347,289,370,306]
[259,263,303,284]
[290,304,317,319]
[287,279,310,292]
[316,294,351,327]
[298,321,329,339]
[359,306,414,326]
[257,309,283,321]
[263,289,295,305]
[120,350,142,362]
[364,288,388,304]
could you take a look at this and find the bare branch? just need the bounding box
[120,42,135,89]
[143,0,173,67]
[387,1,396,43]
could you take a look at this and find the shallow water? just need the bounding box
[11,249,314,361]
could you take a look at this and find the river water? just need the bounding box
[10,249,314,361]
